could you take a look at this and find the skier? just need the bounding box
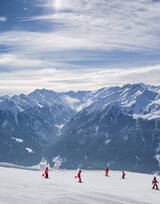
[152,176,159,190]
[122,171,126,179]
[104,168,109,176]
[45,167,49,179]
[77,170,82,183]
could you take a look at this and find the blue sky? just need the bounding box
[0,0,160,95]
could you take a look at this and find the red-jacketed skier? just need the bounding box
[77,170,82,183]
[152,176,159,190]
[45,167,49,179]
[122,171,126,179]
[104,168,109,176]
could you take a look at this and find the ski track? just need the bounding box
[74,192,150,204]
[0,167,158,204]
[49,188,151,204]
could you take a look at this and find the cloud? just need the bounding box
[31,0,160,52]
[0,54,50,68]
[0,0,160,94]
[0,31,96,52]
[0,64,160,95]
[3,0,160,54]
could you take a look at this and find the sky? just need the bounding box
[0,0,160,95]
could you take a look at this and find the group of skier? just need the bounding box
[43,167,159,190]
[104,168,126,179]
[43,167,82,182]
[43,167,125,183]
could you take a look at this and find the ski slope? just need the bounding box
[0,166,159,204]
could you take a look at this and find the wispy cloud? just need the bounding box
[2,0,160,54]
[0,64,160,95]
[0,31,96,53]
[32,0,160,52]
[0,0,160,94]
[0,54,50,68]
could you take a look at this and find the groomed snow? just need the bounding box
[0,167,159,204]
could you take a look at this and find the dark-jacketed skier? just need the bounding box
[152,176,159,190]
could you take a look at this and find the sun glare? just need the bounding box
[54,0,61,10]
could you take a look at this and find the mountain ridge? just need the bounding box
[0,83,160,172]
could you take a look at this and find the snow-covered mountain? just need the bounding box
[1,83,160,172]
[0,89,89,166]
[69,83,160,120]
[45,84,160,173]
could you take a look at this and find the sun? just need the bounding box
[54,0,61,10]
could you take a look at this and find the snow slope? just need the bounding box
[0,166,159,204]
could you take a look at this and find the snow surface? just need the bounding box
[25,147,34,153]
[64,96,80,104]
[0,166,159,204]
[105,139,111,145]
[11,137,23,143]
[55,124,64,129]
[52,156,63,169]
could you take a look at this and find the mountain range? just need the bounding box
[0,83,160,173]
